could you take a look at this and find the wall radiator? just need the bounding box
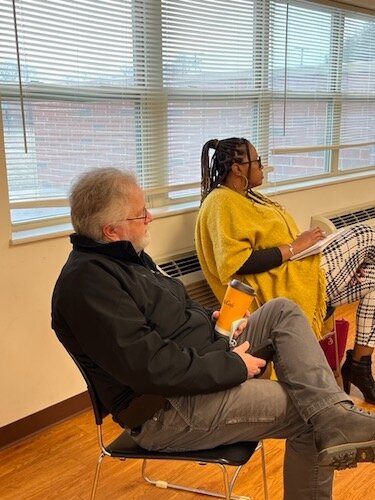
[310,203,375,234]
[158,252,220,309]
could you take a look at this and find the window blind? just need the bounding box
[0,0,374,234]
[268,0,375,182]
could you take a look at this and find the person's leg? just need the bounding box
[284,428,334,500]
[242,298,375,471]
[321,224,375,353]
[135,378,334,500]
[229,297,375,470]
[324,265,375,402]
[240,297,346,420]
[321,225,375,402]
[329,264,375,348]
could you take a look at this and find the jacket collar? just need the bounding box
[70,233,150,266]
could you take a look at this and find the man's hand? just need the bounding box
[232,341,266,379]
[212,310,250,340]
[231,309,250,340]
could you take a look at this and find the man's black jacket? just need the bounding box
[51,234,247,420]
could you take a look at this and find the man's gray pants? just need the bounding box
[133,298,349,500]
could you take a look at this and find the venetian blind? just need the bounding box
[268,0,375,182]
[0,0,374,236]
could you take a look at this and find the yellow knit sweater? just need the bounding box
[195,186,327,339]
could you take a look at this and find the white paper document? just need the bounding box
[290,227,347,261]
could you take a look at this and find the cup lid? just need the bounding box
[230,279,256,296]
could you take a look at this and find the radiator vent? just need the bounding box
[158,252,220,309]
[159,253,201,278]
[311,204,375,234]
[330,206,375,229]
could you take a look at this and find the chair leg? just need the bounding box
[141,459,251,500]
[260,441,269,500]
[91,452,106,500]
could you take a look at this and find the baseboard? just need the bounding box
[0,391,90,450]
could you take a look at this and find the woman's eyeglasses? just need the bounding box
[240,156,262,168]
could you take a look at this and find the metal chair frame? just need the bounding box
[68,352,269,500]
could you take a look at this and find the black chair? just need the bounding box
[67,351,269,500]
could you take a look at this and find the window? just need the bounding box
[268,1,375,182]
[1,0,374,238]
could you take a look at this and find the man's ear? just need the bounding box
[102,223,120,242]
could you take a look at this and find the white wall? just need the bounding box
[1,135,375,427]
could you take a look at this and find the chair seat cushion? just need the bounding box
[108,431,259,466]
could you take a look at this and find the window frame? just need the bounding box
[1,0,374,243]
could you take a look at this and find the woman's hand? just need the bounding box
[279,227,327,261]
[293,227,326,253]
[349,265,366,285]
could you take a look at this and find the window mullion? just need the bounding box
[328,11,345,174]
[254,0,271,173]
[133,0,168,202]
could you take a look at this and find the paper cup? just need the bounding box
[215,279,256,336]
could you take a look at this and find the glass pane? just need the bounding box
[270,3,332,92]
[339,144,375,171]
[342,17,375,93]
[0,0,135,87]
[268,150,328,183]
[162,0,255,91]
[3,99,137,202]
[341,100,375,145]
[167,99,258,187]
[340,101,375,170]
[269,99,329,182]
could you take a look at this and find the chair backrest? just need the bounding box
[67,351,110,425]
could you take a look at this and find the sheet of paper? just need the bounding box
[290,227,347,261]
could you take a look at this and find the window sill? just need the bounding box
[10,223,73,245]
[10,168,375,245]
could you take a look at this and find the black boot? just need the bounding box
[341,349,375,405]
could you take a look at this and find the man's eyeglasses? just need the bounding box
[125,207,150,221]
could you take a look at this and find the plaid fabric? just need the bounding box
[321,224,375,347]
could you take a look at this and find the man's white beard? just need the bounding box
[133,231,151,254]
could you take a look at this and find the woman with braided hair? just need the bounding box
[195,137,375,404]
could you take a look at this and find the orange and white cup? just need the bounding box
[215,279,256,338]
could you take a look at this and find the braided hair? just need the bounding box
[200,137,283,210]
[200,137,250,201]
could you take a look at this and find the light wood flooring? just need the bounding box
[1,303,374,500]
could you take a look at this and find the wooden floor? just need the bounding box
[1,303,374,500]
